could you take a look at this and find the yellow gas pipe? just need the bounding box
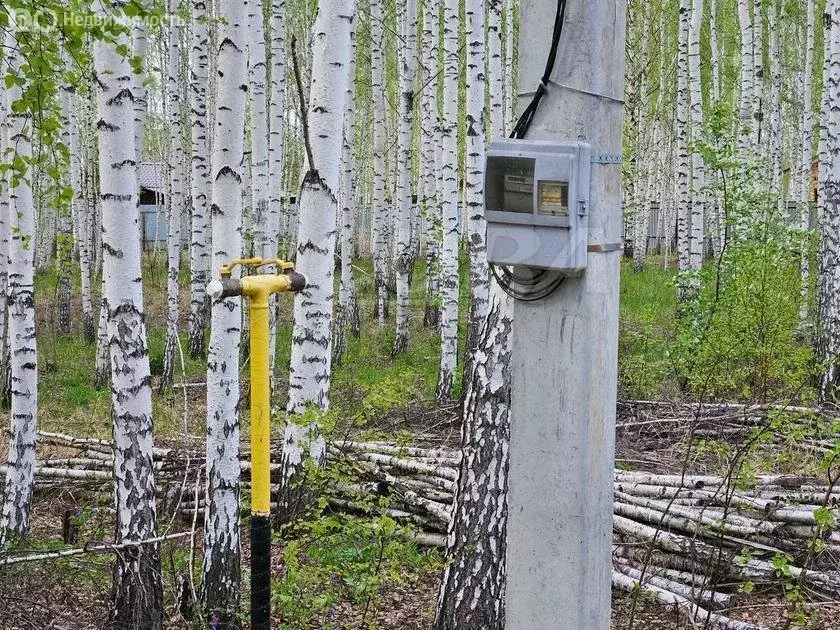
[207,257,306,629]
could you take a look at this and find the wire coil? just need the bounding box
[491,264,566,302]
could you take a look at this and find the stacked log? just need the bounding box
[9,408,840,629]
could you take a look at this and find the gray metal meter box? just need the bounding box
[485,139,591,272]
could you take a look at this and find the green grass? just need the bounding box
[31,249,476,440]
[31,250,690,440]
[617,256,679,399]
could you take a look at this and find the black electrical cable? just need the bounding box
[493,0,569,301]
[491,264,566,302]
[510,0,567,140]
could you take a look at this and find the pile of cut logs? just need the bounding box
[5,399,840,630]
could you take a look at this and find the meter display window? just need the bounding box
[537,180,569,217]
[485,156,536,214]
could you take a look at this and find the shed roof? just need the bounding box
[138,161,165,194]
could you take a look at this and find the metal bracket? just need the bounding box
[587,242,623,253]
[591,154,622,165]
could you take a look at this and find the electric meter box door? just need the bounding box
[484,140,591,272]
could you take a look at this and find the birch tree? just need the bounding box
[0,40,37,546]
[338,28,359,356]
[504,0,515,130]
[421,0,441,328]
[57,85,73,334]
[188,0,211,358]
[268,0,287,371]
[435,292,511,629]
[71,87,95,343]
[738,0,755,148]
[710,0,720,102]
[629,0,650,271]
[688,0,704,273]
[0,88,9,424]
[676,0,692,300]
[800,0,815,323]
[464,0,489,354]
[393,0,418,355]
[280,0,356,518]
[818,0,840,401]
[94,279,110,387]
[752,0,764,148]
[769,1,783,199]
[162,0,184,392]
[133,11,149,166]
[437,0,461,403]
[371,0,389,326]
[202,0,247,619]
[435,1,511,623]
[249,0,270,265]
[93,3,163,624]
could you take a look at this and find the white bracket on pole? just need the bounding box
[591,153,622,164]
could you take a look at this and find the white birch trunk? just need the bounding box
[437,0,461,403]
[268,0,287,372]
[676,0,692,300]
[133,18,148,165]
[281,0,356,516]
[249,0,269,262]
[0,90,9,416]
[800,0,815,323]
[0,42,37,546]
[188,0,211,358]
[465,0,489,357]
[769,0,782,199]
[70,88,95,343]
[710,0,720,102]
[435,286,511,629]
[422,0,441,329]
[708,0,723,255]
[436,0,512,618]
[57,84,74,334]
[688,0,704,272]
[752,0,764,148]
[162,4,184,392]
[371,0,389,326]
[488,0,504,140]
[653,4,670,257]
[202,0,246,618]
[93,5,163,624]
[738,0,754,149]
[818,0,840,400]
[504,0,515,132]
[93,277,110,387]
[393,0,418,356]
[338,29,359,347]
[631,0,650,272]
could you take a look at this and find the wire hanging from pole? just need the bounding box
[510,0,568,140]
[494,0,569,301]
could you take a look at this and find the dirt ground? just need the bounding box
[2,559,835,630]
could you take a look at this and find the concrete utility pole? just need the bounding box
[505,2,626,629]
